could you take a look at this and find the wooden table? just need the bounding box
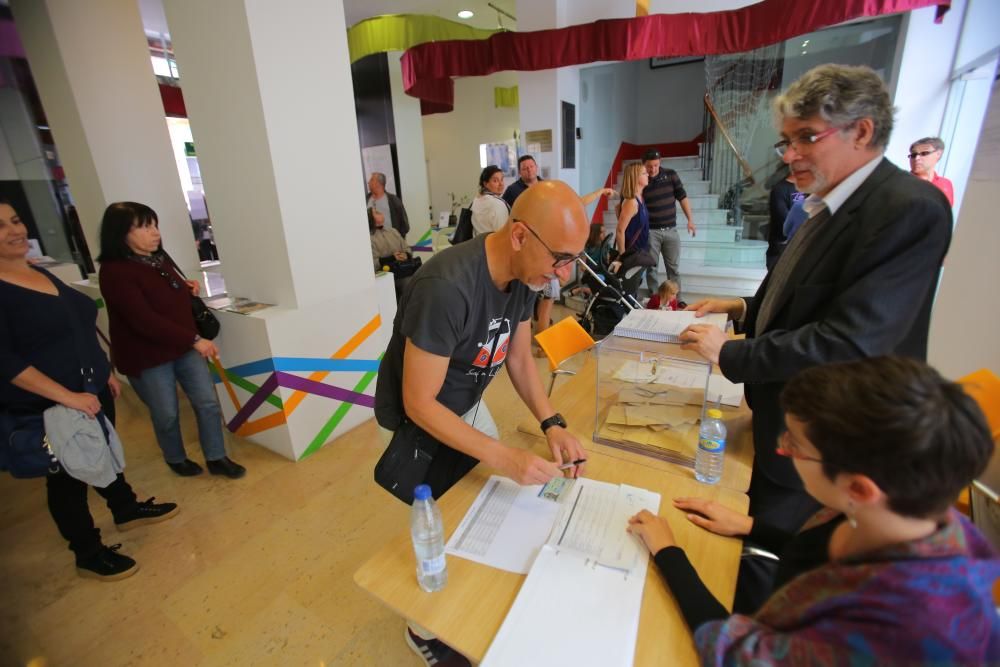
[519,346,755,493]
[355,443,748,665]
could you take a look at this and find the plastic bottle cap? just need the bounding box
[413,484,432,501]
[706,409,723,419]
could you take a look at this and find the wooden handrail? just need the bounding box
[703,93,755,185]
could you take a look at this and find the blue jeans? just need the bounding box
[129,349,227,464]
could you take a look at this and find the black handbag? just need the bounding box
[450,207,474,245]
[373,419,443,504]
[164,254,220,340]
[379,255,423,280]
[374,328,499,504]
[190,296,221,340]
[0,412,58,478]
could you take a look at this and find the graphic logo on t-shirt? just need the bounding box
[469,316,511,379]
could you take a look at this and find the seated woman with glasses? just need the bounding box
[627,356,999,665]
[97,202,245,480]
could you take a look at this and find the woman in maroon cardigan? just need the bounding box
[97,202,245,479]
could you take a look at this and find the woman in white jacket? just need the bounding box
[470,165,510,236]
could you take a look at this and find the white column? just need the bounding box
[162,0,389,461]
[163,0,372,309]
[10,0,199,271]
[388,51,432,248]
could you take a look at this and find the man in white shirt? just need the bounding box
[678,64,952,606]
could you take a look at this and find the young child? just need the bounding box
[646,280,679,311]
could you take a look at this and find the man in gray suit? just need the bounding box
[680,65,952,546]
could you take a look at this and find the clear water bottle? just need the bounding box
[411,484,448,592]
[695,409,726,484]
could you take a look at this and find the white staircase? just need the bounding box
[602,154,766,300]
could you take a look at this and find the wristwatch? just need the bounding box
[193,334,202,344]
[540,413,567,433]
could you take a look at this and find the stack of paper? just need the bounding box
[481,478,660,667]
[613,309,727,343]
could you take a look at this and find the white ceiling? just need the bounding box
[139,0,518,40]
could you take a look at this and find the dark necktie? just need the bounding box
[755,205,831,332]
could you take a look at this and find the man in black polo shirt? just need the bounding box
[642,149,696,294]
[502,154,542,208]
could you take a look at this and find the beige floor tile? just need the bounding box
[0,311,586,666]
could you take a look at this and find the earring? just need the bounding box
[845,500,858,529]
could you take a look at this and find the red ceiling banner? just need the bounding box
[402,0,950,114]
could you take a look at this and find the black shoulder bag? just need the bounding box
[163,254,220,340]
[450,207,474,245]
[374,325,501,505]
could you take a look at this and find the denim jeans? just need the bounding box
[129,349,227,464]
[646,226,681,293]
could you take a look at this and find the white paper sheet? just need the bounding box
[482,482,660,667]
[707,374,744,407]
[445,475,561,574]
[547,478,655,571]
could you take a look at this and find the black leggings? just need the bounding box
[44,385,137,560]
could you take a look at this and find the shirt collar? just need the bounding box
[801,154,883,218]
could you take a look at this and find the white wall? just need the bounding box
[885,4,967,172]
[579,62,638,203]
[578,58,707,205]
[421,71,520,219]
[635,59,706,144]
[929,79,1000,379]
[387,51,431,242]
[954,0,1000,71]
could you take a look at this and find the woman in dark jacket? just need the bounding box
[0,200,177,581]
[97,202,245,479]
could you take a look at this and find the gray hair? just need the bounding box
[773,64,895,149]
[910,136,945,153]
[370,172,387,187]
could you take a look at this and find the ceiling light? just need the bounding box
[457,10,474,19]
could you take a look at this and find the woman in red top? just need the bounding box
[97,202,244,479]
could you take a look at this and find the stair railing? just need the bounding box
[702,93,755,235]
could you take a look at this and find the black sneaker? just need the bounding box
[115,497,179,532]
[168,459,203,476]
[206,456,246,479]
[76,544,139,581]
[404,627,470,667]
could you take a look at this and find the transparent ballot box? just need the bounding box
[594,334,712,466]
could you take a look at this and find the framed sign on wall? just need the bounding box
[649,56,704,70]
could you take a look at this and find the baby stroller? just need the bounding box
[577,233,656,338]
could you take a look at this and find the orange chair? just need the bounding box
[958,369,1000,572]
[534,316,596,395]
[959,369,1000,441]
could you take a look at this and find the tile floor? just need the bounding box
[0,321,579,666]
